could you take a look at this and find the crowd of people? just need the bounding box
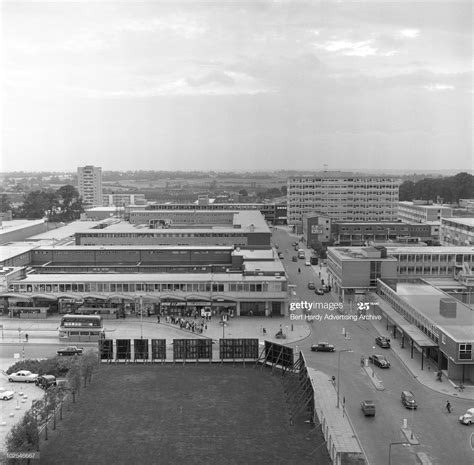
[164,315,208,334]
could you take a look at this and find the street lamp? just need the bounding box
[388,441,410,465]
[336,349,353,408]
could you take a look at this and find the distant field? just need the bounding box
[39,365,330,465]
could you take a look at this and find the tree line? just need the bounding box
[1,185,84,222]
[399,172,474,203]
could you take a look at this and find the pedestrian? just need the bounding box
[25,333,29,342]
[446,401,451,413]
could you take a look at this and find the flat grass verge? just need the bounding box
[39,364,330,465]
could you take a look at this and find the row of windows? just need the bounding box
[78,233,247,238]
[394,254,474,262]
[9,281,283,294]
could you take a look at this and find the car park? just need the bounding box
[0,390,15,400]
[311,342,335,352]
[315,288,325,295]
[369,354,391,368]
[401,390,418,409]
[458,408,474,425]
[307,282,315,290]
[360,400,376,417]
[8,370,39,383]
[375,336,391,349]
[57,346,84,356]
[35,375,57,390]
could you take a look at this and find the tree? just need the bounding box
[66,360,82,403]
[19,190,57,219]
[81,350,99,387]
[0,193,12,212]
[6,410,39,453]
[53,185,84,222]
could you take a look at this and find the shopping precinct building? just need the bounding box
[377,280,473,383]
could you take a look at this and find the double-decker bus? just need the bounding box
[59,314,104,342]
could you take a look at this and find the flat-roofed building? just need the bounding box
[102,193,146,207]
[326,246,398,301]
[377,280,474,383]
[287,175,400,226]
[0,219,47,245]
[440,217,474,246]
[398,200,452,223]
[75,211,272,249]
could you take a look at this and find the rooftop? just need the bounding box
[442,217,474,227]
[396,281,474,341]
[387,246,474,254]
[0,219,45,236]
[28,220,107,240]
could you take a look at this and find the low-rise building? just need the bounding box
[398,200,452,223]
[440,217,474,246]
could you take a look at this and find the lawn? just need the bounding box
[39,364,330,465]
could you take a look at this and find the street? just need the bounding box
[272,226,473,465]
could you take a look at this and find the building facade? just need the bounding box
[287,176,400,226]
[398,201,452,223]
[78,165,103,207]
[440,218,474,246]
[102,194,146,207]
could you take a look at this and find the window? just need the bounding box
[459,344,472,360]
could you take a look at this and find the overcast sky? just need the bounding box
[1,0,472,172]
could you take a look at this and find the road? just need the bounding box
[272,227,473,465]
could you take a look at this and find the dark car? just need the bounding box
[35,375,57,390]
[292,256,298,262]
[311,342,335,352]
[361,400,376,417]
[57,346,84,356]
[369,354,391,368]
[315,288,325,295]
[307,282,315,290]
[375,336,391,349]
[401,390,418,409]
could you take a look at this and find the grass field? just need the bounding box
[39,365,330,465]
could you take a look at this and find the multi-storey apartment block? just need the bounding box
[77,165,103,207]
[287,176,400,226]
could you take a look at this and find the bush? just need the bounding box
[6,357,74,377]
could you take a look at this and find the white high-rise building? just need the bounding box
[287,175,400,225]
[77,165,103,207]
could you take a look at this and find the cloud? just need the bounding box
[399,29,420,39]
[186,70,235,87]
[423,83,455,91]
[314,39,396,57]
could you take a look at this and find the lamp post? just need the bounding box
[336,349,353,408]
[388,441,410,465]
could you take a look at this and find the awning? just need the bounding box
[0,293,33,300]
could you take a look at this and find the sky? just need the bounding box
[1,0,472,173]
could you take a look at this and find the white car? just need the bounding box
[8,370,39,383]
[0,390,14,400]
[305,261,311,266]
[459,408,474,425]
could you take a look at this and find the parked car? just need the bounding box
[307,282,315,290]
[369,354,391,368]
[459,408,474,425]
[401,390,418,409]
[322,285,331,293]
[375,336,391,349]
[304,261,311,266]
[311,342,335,352]
[278,252,284,259]
[292,256,298,262]
[315,288,325,295]
[57,346,84,356]
[0,390,14,400]
[8,370,39,383]
[360,400,376,417]
[35,375,57,390]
